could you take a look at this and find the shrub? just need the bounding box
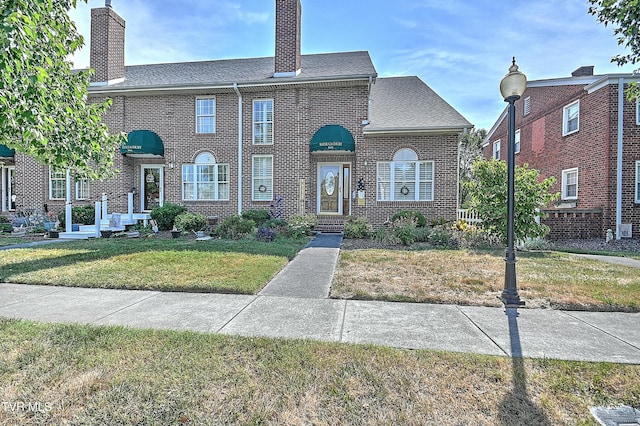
[58,204,96,226]
[256,226,278,242]
[0,215,9,223]
[242,209,271,227]
[216,215,255,240]
[0,223,13,232]
[391,210,426,227]
[428,224,458,248]
[344,215,373,239]
[150,203,187,231]
[129,223,154,236]
[174,212,207,233]
[429,217,449,227]
[287,214,317,237]
[413,226,431,243]
[391,217,417,246]
[521,237,553,251]
[457,226,501,250]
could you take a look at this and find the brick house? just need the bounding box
[482,66,640,240]
[0,0,471,232]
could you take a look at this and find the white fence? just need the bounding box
[456,209,481,224]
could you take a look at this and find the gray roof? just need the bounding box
[366,76,472,134]
[89,51,376,91]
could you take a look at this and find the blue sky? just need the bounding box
[69,0,636,131]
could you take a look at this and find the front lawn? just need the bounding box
[331,249,640,311]
[0,319,638,425]
[0,237,306,294]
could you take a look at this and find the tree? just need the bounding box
[458,128,486,207]
[465,159,559,244]
[0,0,124,179]
[588,0,640,99]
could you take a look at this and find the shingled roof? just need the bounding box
[88,51,376,92]
[366,76,472,134]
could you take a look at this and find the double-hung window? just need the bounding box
[377,149,434,201]
[514,129,521,154]
[182,152,229,201]
[196,97,216,133]
[253,99,273,145]
[562,168,578,200]
[252,155,273,201]
[76,178,90,200]
[49,170,66,200]
[493,140,501,159]
[563,100,579,136]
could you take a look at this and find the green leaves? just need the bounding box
[0,0,122,180]
[588,0,640,69]
[465,159,559,244]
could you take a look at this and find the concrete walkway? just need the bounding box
[0,233,639,364]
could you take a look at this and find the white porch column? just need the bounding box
[101,193,108,223]
[94,201,101,237]
[1,167,6,212]
[65,170,72,232]
[127,192,134,222]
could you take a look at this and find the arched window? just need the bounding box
[182,152,229,201]
[377,148,434,201]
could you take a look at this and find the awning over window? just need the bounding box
[0,144,15,159]
[120,130,164,158]
[310,125,355,154]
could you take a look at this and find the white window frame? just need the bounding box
[636,160,640,203]
[253,99,274,145]
[562,168,579,200]
[563,100,580,136]
[636,99,640,126]
[75,178,90,200]
[49,170,66,200]
[493,140,501,160]
[252,155,273,201]
[376,149,434,202]
[195,97,216,134]
[514,129,521,154]
[182,152,229,201]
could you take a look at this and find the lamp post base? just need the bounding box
[500,254,525,308]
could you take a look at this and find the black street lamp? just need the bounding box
[499,57,527,308]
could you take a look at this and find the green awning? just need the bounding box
[120,130,164,158]
[310,125,355,154]
[0,144,15,159]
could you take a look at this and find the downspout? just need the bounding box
[616,78,624,239]
[233,83,243,215]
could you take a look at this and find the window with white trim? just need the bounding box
[196,97,215,133]
[252,155,273,201]
[515,129,521,154]
[182,152,229,201]
[636,161,640,203]
[492,140,501,159]
[76,178,90,200]
[523,96,531,116]
[49,170,66,200]
[563,100,579,136]
[376,148,434,201]
[562,168,578,200]
[253,99,273,145]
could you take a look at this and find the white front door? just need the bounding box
[318,163,343,215]
[141,165,163,211]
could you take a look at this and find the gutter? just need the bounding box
[616,78,624,239]
[363,125,470,136]
[233,83,243,215]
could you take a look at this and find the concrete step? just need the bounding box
[58,231,95,240]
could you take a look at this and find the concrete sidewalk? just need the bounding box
[0,232,639,364]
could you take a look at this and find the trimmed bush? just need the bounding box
[174,212,207,233]
[0,215,9,223]
[150,203,187,231]
[287,214,317,237]
[391,210,426,227]
[344,215,373,239]
[216,215,255,240]
[57,205,95,226]
[242,209,271,227]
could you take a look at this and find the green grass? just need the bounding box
[0,236,27,247]
[0,319,637,425]
[0,237,306,294]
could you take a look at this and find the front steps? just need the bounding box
[315,216,345,233]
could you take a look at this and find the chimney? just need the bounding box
[90,2,125,85]
[571,66,594,77]
[274,0,302,77]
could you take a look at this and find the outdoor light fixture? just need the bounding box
[499,57,526,308]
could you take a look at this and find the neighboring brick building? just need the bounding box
[0,0,472,231]
[482,66,640,240]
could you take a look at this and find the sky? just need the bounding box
[68,0,637,131]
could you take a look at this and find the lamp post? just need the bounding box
[499,57,526,308]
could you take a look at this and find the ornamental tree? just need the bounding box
[0,0,124,179]
[465,159,559,244]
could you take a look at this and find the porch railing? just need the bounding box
[456,208,482,224]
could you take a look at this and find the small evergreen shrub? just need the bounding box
[150,203,187,231]
[242,209,271,227]
[0,223,13,232]
[0,215,9,223]
[216,215,256,240]
[391,210,426,227]
[344,215,373,239]
[256,226,278,242]
[57,205,96,226]
[174,212,207,232]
